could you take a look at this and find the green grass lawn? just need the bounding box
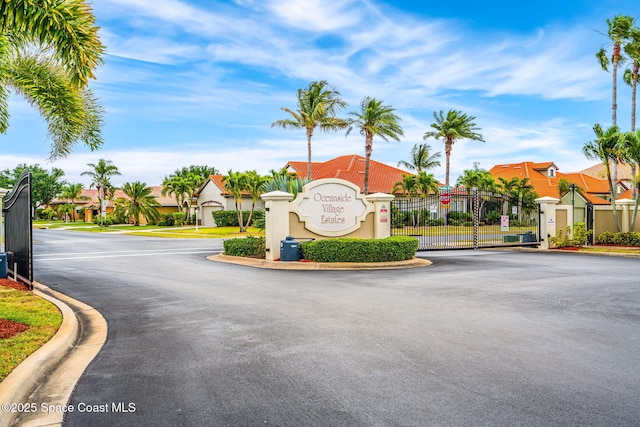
[0,286,62,381]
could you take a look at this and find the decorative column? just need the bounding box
[536,196,560,250]
[260,190,294,261]
[617,198,635,233]
[365,193,395,239]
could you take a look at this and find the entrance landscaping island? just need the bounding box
[215,235,432,269]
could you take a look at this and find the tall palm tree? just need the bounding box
[624,27,640,198]
[81,159,121,226]
[117,181,160,226]
[346,96,404,194]
[597,15,634,126]
[583,124,625,231]
[397,143,442,172]
[271,80,348,179]
[393,174,418,227]
[60,183,87,222]
[424,110,485,187]
[498,177,520,215]
[161,175,190,217]
[514,178,535,222]
[0,0,105,158]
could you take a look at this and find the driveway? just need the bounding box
[33,229,640,426]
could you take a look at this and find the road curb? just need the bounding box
[209,254,432,270]
[0,282,107,427]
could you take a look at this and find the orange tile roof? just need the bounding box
[285,154,412,194]
[489,161,613,203]
[206,174,252,197]
[581,161,634,181]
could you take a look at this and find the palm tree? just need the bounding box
[514,178,535,222]
[597,15,635,126]
[424,110,485,187]
[60,183,88,222]
[416,171,439,197]
[623,130,640,228]
[456,167,496,192]
[117,182,160,226]
[271,80,348,179]
[397,143,442,172]
[583,124,625,231]
[222,170,249,232]
[0,0,104,89]
[0,0,105,158]
[244,170,268,228]
[393,174,418,227]
[81,159,121,226]
[497,177,519,215]
[624,27,640,199]
[162,175,191,217]
[346,96,404,194]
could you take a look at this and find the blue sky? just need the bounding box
[1,0,639,187]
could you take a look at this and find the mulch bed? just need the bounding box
[0,278,32,339]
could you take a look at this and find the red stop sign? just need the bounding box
[440,193,451,205]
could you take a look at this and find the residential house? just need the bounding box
[195,175,263,227]
[48,189,98,221]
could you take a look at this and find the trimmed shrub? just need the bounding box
[212,210,251,227]
[300,236,419,263]
[172,212,187,226]
[223,236,266,258]
[597,231,640,246]
[157,213,174,226]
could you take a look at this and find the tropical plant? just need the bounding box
[116,181,160,226]
[243,170,268,229]
[0,0,105,158]
[162,165,217,223]
[397,143,442,172]
[596,15,635,126]
[455,166,496,191]
[583,124,625,231]
[513,177,536,221]
[416,171,439,197]
[497,177,519,215]
[81,159,121,226]
[222,170,250,232]
[624,27,640,199]
[623,130,640,228]
[271,80,348,179]
[60,183,87,222]
[346,96,404,194]
[262,174,310,199]
[424,110,485,186]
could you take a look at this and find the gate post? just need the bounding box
[472,188,479,249]
[617,198,634,233]
[260,190,294,261]
[536,196,560,249]
[365,193,395,239]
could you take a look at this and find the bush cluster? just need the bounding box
[596,231,640,246]
[299,236,419,262]
[550,223,591,248]
[223,236,266,258]
[212,210,264,227]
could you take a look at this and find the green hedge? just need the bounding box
[300,236,419,262]
[212,210,264,227]
[223,236,266,258]
[596,231,640,246]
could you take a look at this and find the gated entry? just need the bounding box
[3,170,33,288]
[391,188,539,250]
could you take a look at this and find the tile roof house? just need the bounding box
[488,161,622,205]
[284,154,412,194]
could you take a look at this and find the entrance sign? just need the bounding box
[501,215,509,231]
[293,179,372,237]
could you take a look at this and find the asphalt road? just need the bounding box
[33,229,640,426]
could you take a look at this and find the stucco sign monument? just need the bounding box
[292,180,371,236]
[261,178,394,261]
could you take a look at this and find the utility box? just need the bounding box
[0,253,6,278]
[522,231,536,243]
[280,236,300,262]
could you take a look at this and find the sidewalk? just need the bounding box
[0,283,107,427]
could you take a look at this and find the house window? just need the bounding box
[548,167,556,177]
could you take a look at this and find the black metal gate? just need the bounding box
[391,188,539,250]
[4,170,33,288]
